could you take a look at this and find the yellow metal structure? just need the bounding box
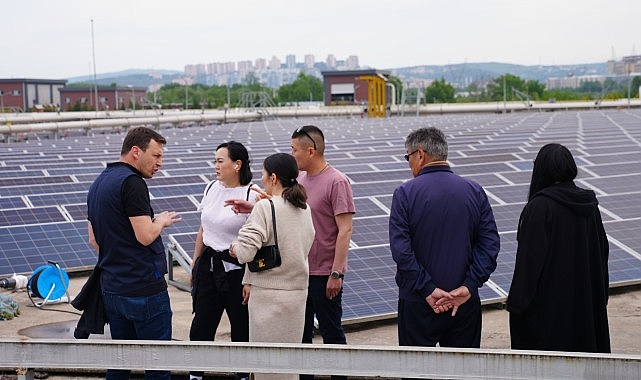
[358,75,387,118]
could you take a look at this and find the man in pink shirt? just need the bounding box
[291,125,355,380]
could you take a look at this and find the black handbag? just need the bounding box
[247,199,282,272]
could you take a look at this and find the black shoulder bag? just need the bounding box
[247,199,282,272]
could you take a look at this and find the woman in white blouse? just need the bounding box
[189,141,260,380]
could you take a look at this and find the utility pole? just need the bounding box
[503,76,507,113]
[91,19,99,114]
[185,84,188,110]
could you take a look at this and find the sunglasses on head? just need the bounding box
[293,126,317,150]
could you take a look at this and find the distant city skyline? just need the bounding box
[183,53,360,75]
[2,1,639,79]
[177,53,361,89]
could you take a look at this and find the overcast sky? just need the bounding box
[2,0,640,79]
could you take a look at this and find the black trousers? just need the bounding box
[189,255,249,378]
[300,275,347,380]
[398,296,481,347]
[397,296,481,380]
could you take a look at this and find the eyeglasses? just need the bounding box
[293,126,317,150]
[404,149,420,161]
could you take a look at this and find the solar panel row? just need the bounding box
[1,110,641,322]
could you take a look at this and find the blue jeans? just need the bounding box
[301,275,346,380]
[102,290,173,380]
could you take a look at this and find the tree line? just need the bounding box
[71,72,641,110]
[426,74,641,104]
[152,73,325,109]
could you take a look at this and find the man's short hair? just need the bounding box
[292,125,325,153]
[405,127,448,160]
[121,127,167,155]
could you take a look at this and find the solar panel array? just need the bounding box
[2,110,641,322]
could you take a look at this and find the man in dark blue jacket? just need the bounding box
[389,127,499,351]
[87,127,182,380]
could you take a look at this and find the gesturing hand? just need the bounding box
[154,211,182,226]
[224,199,254,214]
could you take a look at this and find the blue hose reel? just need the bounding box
[28,261,70,307]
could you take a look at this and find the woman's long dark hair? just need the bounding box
[528,143,577,201]
[217,141,252,185]
[263,153,308,209]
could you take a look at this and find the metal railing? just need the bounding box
[1,339,640,379]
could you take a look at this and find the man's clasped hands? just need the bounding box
[426,286,471,316]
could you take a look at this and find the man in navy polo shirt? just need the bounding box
[389,127,500,355]
[87,126,182,380]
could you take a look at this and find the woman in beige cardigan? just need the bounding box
[230,153,315,380]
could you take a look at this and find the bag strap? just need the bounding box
[268,199,278,247]
[206,181,253,201]
[204,180,216,196]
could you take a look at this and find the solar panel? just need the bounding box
[604,244,641,287]
[62,204,87,221]
[605,219,641,259]
[485,184,529,204]
[351,216,390,247]
[0,182,89,197]
[147,175,205,186]
[164,211,201,235]
[598,193,641,220]
[0,197,28,209]
[353,197,389,217]
[0,206,67,227]
[348,171,411,183]
[47,167,104,176]
[490,204,524,234]
[2,110,641,324]
[161,167,214,176]
[28,192,88,207]
[169,232,198,258]
[161,161,213,170]
[68,174,100,183]
[0,175,75,187]
[488,233,519,293]
[584,174,641,194]
[0,170,45,179]
[151,196,199,213]
[343,246,398,320]
[150,183,207,198]
[0,221,96,275]
[351,181,404,198]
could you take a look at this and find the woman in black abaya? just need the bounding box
[507,143,610,353]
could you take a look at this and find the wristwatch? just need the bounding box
[330,270,344,279]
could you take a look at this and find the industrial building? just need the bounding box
[321,69,391,117]
[0,78,67,112]
[58,86,147,111]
